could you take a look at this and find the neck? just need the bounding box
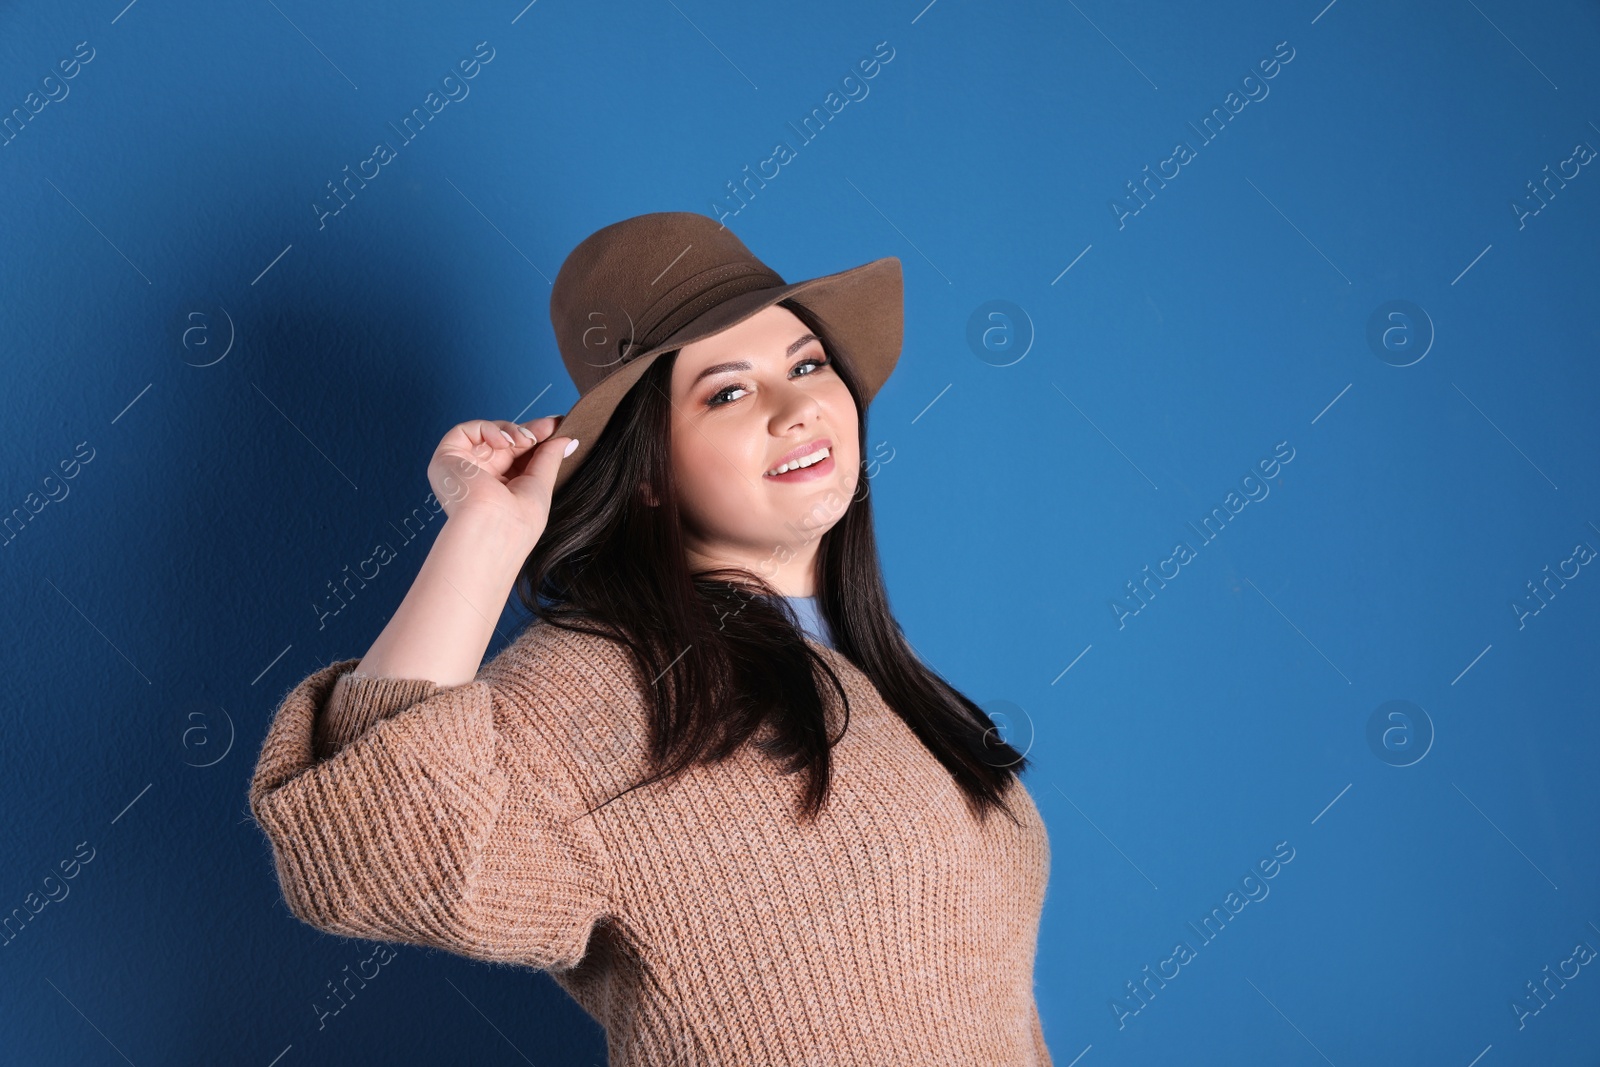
[683,544,820,597]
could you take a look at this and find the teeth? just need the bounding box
[767,446,830,476]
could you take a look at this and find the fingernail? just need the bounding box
[499,429,516,444]
[543,414,563,421]
[516,425,536,440]
[563,438,579,458]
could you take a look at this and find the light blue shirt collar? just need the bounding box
[775,594,837,650]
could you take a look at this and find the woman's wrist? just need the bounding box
[442,505,544,561]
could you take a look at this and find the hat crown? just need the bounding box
[550,212,787,395]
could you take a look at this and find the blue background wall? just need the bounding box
[3,0,1597,1063]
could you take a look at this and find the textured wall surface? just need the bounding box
[2,0,1597,1063]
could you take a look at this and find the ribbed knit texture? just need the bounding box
[249,620,1053,1065]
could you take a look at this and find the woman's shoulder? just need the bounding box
[477,618,655,782]
[484,617,639,683]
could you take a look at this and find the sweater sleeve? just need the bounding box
[1029,1000,1052,1065]
[248,652,613,971]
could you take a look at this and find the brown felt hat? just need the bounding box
[546,211,904,492]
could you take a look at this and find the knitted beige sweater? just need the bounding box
[249,619,1053,1065]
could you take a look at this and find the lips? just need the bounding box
[765,451,835,483]
[765,437,832,477]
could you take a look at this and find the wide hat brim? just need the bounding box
[549,254,903,493]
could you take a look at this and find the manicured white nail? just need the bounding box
[499,429,515,444]
[516,425,536,440]
[563,439,579,457]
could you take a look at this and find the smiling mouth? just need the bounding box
[765,445,832,477]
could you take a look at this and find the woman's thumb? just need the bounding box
[512,436,579,497]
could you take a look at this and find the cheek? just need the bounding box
[820,384,860,460]
[673,422,759,522]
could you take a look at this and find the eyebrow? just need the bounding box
[689,333,821,389]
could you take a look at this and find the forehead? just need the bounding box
[673,304,811,374]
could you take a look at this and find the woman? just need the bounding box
[250,212,1053,1065]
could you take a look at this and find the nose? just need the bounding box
[768,377,824,428]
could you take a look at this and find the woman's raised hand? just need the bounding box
[426,417,576,541]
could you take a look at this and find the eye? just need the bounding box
[705,354,830,408]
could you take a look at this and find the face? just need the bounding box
[665,304,860,596]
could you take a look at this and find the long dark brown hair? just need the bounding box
[512,298,1030,827]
